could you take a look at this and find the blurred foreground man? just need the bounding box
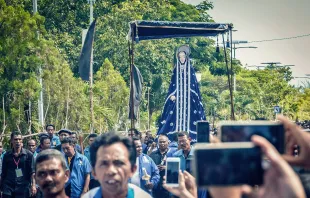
[82,132,151,198]
[35,149,69,198]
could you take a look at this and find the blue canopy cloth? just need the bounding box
[128,20,232,41]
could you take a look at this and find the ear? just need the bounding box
[92,169,97,179]
[64,169,70,183]
[129,164,137,177]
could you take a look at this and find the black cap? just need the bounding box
[39,133,49,138]
[58,129,72,135]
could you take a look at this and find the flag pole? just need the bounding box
[129,41,135,130]
[88,0,95,133]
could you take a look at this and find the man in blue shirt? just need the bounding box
[83,133,99,190]
[46,124,60,147]
[173,131,207,198]
[172,131,193,171]
[61,137,91,198]
[131,137,160,195]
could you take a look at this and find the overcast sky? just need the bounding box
[182,0,310,86]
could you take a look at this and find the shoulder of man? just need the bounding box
[172,149,182,157]
[128,183,152,198]
[81,187,99,198]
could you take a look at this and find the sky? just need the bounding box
[182,0,310,86]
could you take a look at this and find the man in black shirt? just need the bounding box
[149,134,177,198]
[1,131,36,198]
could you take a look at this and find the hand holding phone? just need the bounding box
[165,157,180,187]
[194,142,264,187]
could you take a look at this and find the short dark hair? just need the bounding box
[128,128,141,136]
[158,134,169,140]
[58,129,72,135]
[40,136,50,145]
[45,124,55,130]
[10,131,22,140]
[177,131,189,138]
[89,134,98,139]
[90,132,137,171]
[71,131,78,136]
[61,137,74,146]
[35,149,67,171]
[132,137,141,142]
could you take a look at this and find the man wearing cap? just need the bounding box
[46,124,60,147]
[54,129,72,152]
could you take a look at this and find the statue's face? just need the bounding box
[178,52,186,64]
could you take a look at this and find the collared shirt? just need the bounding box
[172,146,194,171]
[1,148,34,196]
[83,146,91,162]
[129,154,160,195]
[65,152,92,198]
[81,184,152,198]
[149,148,177,178]
[51,135,61,147]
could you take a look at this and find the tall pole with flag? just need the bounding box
[79,10,96,133]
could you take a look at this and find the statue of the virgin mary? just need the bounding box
[157,45,206,142]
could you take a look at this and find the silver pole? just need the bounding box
[33,0,44,129]
[88,0,95,133]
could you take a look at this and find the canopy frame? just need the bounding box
[127,20,235,129]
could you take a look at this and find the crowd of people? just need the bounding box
[0,115,309,198]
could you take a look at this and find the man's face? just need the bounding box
[93,143,136,197]
[46,126,55,138]
[158,136,169,151]
[12,135,22,149]
[36,158,69,197]
[61,143,75,157]
[89,137,95,146]
[178,135,191,151]
[144,136,149,144]
[71,134,77,142]
[59,133,69,141]
[28,140,36,153]
[133,140,142,156]
[42,139,51,150]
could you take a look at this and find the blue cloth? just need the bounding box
[168,141,178,149]
[66,152,92,198]
[93,186,134,198]
[172,146,194,171]
[129,154,160,195]
[83,146,95,180]
[51,135,61,147]
[156,46,206,142]
[84,146,91,161]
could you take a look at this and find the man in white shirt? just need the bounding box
[82,132,151,198]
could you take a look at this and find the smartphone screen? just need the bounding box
[221,123,285,153]
[166,161,179,184]
[195,146,263,187]
[197,121,210,143]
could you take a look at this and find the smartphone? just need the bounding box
[193,142,264,187]
[197,121,210,143]
[219,121,285,153]
[165,157,180,187]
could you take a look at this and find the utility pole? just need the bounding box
[33,0,44,131]
[88,0,95,133]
